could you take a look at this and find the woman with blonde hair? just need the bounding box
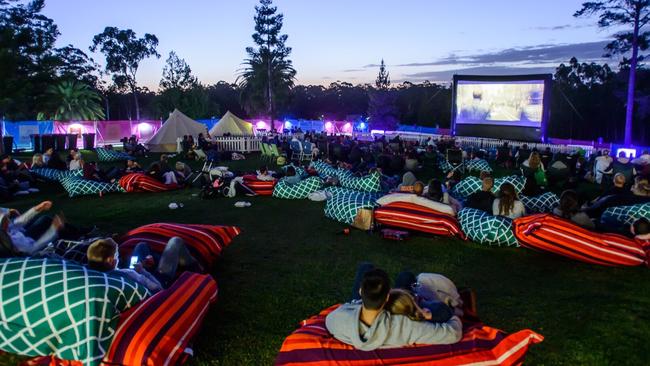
[526,151,544,171]
[31,154,44,169]
[386,289,432,321]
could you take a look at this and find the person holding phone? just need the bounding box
[129,236,201,288]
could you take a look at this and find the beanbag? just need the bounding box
[273,176,324,200]
[451,175,526,200]
[437,155,454,173]
[281,164,307,178]
[514,214,648,266]
[103,272,217,366]
[95,147,131,162]
[275,305,543,366]
[520,192,560,213]
[242,175,277,196]
[31,167,82,181]
[338,171,382,193]
[60,177,125,198]
[324,191,381,225]
[119,172,179,193]
[310,160,339,178]
[377,193,456,216]
[119,223,241,269]
[0,257,150,366]
[450,176,482,199]
[324,186,363,196]
[601,202,650,228]
[374,201,465,239]
[466,158,493,173]
[458,208,519,247]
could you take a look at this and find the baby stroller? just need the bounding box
[199,169,231,199]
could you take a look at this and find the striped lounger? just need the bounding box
[275,305,543,366]
[374,202,466,239]
[119,223,241,268]
[513,214,648,267]
[119,173,179,193]
[242,175,277,196]
[103,272,218,366]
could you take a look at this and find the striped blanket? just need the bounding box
[118,173,179,193]
[103,272,218,366]
[275,305,543,366]
[513,214,648,267]
[119,223,241,269]
[374,202,465,239]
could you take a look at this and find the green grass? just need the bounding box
[1,152,649,365]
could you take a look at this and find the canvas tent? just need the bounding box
[147,109,207,152]
[209,111,253,136]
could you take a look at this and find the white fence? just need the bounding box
[213,136,261,153]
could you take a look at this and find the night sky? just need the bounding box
[43,0,623,89]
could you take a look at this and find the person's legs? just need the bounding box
[350,262,375,302]
[132,242,153,261]
[157,237,186,280]
[23,215,52,239]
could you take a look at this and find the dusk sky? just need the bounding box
[43,0,624,90]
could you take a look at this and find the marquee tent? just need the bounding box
[147,109,207,152]
[209,111,253,136]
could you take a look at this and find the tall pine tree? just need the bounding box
[238,0,296,130]
[368,59,399,130]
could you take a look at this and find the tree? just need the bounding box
[368,60,399,130]
[44,80,105,121]
[238,0,296,130]
[376,59,390,89]
[90,27,159,121]
[160,51,197,91]
[575,0,650,145]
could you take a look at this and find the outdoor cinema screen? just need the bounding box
[452,75,551,142]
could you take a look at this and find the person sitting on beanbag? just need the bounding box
[493,183,526,219]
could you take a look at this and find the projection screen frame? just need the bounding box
[451,74,552,142]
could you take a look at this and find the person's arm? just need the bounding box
[120,267,162,292]
[398,314,463,345]
[325,307,357,346]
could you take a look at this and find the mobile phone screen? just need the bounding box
[129,256,138,269]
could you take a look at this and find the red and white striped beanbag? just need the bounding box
[374,202,466,239]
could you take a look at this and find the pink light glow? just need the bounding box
[343,122,352,132]
[137,122,153,134]
[325,121,333,130]
[68,123,85,135]
[256,121,267,130]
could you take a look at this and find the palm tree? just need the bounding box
[237,53,296,130]
[46,81,105,121]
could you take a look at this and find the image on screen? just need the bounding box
[455,80,545,128]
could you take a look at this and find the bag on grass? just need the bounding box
[352,208,374,230]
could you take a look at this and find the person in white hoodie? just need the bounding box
[325,265,462,351]
[0,201,64,256]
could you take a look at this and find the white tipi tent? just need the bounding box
[209,111,253,136]
[147,109,207,152]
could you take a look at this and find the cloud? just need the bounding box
[342,68,365,72]
[395,41,610,68]
[530,24,593,31]
[363,63,381,68]
[403,66,559,83]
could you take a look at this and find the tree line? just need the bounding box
[1,0,649,144]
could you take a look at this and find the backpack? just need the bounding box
[534,169,548,187]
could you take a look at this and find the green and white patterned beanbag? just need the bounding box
[96,148,131,162]
[492,175,526,194]
[282,164,307,178]
[601,202,650,227]
[520,192,560,213]
[466,159,493,173]
[0,257,150,365]
[437,155,453,173]
[458,208,519,247]
[273,176,324,199]
[450,176,482,199]
[60,177,125,198]
[324,191,381,224]
[338,171,382,193]
[324,186,362,197]
[310,160,339,178]
[31,168,83,182]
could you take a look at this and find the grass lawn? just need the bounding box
[1,151,649,365]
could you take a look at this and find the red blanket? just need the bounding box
[514,214,648,267]
[276,305,543,366]
[374,202,466,239]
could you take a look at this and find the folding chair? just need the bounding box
[301,141,313,162]
[446,148,465,174]
[290,140,303,162]
[260,143,271,162]
[269,143,282,162]
[194,148,207,161]
[191,158,216,184]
